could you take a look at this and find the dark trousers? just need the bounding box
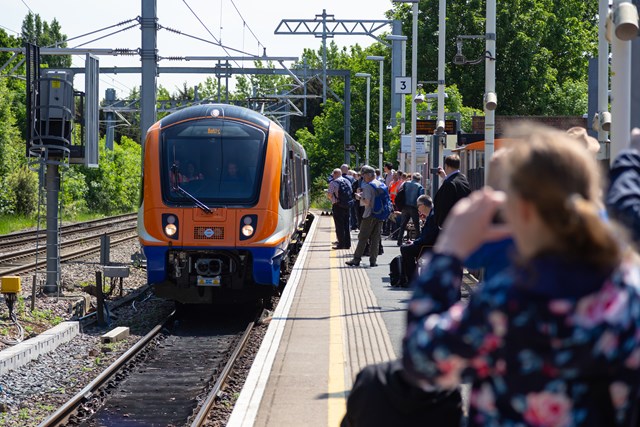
[332,204,351,247]
[349,200,359,230]
[400,243,429,284]
[353,216,382,264]
[397,206,420,245]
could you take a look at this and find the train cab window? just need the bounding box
[161,119,267,206]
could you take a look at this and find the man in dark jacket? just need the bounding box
[400,195,438,285]
[396,173,425,246]
[606,128,640,247]
[433,154,471,231]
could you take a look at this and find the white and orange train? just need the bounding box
[138,104,310,304]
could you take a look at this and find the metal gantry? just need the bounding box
[275,10,392,103]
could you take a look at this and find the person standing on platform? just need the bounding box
[433,154,471,232]
[341,164,356,233]
[384,162,395,187]
[346,165,383,267]
[396,173,425,246]
[328,168,352,249]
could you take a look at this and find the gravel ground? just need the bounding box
[0,237,282,426]
[0,239,176,426]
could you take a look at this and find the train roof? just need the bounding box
[453,139,513,152]
[159,104,272,130]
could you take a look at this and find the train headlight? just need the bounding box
[165,223,177,236]
[162,213,179,240]
[241,224,254,237]
[239,214,257,240]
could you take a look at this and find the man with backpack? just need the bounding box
[328,168,352,249]
[346,165,392,267]
[396,173,425,246]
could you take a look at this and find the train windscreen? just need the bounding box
[161,118,267,206]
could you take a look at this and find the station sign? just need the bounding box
[400,135,427,154]
[416,119,458,134]
[395,77,412,94]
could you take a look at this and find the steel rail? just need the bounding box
[0,226,136,262]
[0,213,136,243]
[191,320,255,427]
[0,234,138,276]
[37,312,175,427]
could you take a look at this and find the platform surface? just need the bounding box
[229,212,469,427]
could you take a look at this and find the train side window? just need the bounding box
[280,139,294,209]
[295,155,303,197]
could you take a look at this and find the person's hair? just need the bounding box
[504,123,621,270]
[384,162,394,170]
[417,194,433,209]
[412,172,422,181]
[341,164,350,173]
[333,168,342,175]
[444,154,461,169]
[360,165,375,176]
[396,170,403,176]
[375,168,381,176]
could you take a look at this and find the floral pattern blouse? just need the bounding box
[403,253,640,426]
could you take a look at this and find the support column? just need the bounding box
[140,0,158,148]
[105,88,116,150]
[44,163,61,294]
[484,0,497,182]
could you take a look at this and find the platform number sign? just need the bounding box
[395,77,412,94]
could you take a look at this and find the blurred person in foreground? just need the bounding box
[607,128,640,248]
[403,124,640,426]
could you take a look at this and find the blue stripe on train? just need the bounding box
[142,245,282,286]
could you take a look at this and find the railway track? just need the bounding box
[38,309,258,427]
[0,215,138,276]
[0,213,137,250]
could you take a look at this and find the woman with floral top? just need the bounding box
[403,124,640,426]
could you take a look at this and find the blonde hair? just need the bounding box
[504,123,620,270]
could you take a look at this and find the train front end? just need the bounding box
[138,105,289,304]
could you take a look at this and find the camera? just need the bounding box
[430,168,440,174]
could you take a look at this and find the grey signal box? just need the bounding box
[37,70,74,147]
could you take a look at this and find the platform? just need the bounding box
[228,212,418,427]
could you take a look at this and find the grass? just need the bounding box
[0,211,127,236]
[0,215,35,235]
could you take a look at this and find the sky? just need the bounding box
[2,0,395,99]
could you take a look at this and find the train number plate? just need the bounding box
[197,276,221,287]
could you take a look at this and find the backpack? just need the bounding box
[389,255,404,287]
[368,181,393,220]
[336,177,353,208]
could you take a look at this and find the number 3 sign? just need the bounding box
[395,77,412,94]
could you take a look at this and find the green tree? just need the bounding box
[82,136,141,214]
[20,12,71,68]
[390,0,598,115]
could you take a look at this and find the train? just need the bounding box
[453,139,507,191]
[138,104,310,304]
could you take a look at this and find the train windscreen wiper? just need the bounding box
[170,164,212,214]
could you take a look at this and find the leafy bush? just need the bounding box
[4,166,38,216]
[81,136,141,214]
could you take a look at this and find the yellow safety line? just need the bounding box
[328,232,346,426]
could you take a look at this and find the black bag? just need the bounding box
[341,359,462,427]
[336,177,353,208]
[389,255,403,287]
